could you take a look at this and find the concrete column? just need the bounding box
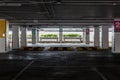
[94,26,100,47]
[0,19,9,53]
[85,28,90,44]
[37,30,39,43]
[12,26,20,49]
[112,21,120,53]
[112,19,120,53]
[21,27,27,47]
[83,29,86,43]
[59,27,63,43]
[113,32,120,53]
[101,26,109,49]
[32,28,37,44]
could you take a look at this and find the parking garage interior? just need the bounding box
[1,0,120,80]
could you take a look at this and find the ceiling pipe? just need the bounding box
[0,1,119,6]
[0,11,48,14]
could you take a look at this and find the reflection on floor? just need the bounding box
[0,50,120,80]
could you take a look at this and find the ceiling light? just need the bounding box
[113,3,117,5]
[2,33,5,37]
[57,0,61,4]
[0,3,21,6]
[33,20,38,23]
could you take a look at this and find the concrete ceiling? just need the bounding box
[0,0,119,24]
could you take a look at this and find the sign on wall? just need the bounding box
[0,20,6,38]
[114,19,120,31]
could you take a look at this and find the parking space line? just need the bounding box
[92,67,108,80]
[12,60,34,80]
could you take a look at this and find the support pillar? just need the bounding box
[12,25,20,49]
[83,29,86,43]
[21,27,27,47]
[32,28,37,44]
[101,26,109,49]
[85,28,90,44]
[37,29,39,43]
[94,26,100,47]
[59,27,63,43]
[112,19,120,53]
[0,19,9,53]
[113,32,120,53]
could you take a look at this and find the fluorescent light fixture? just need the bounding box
[0,3,21,6]
[57,0,61,4]
[33,20,38,23]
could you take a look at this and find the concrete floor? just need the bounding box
[0,50,120,80]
